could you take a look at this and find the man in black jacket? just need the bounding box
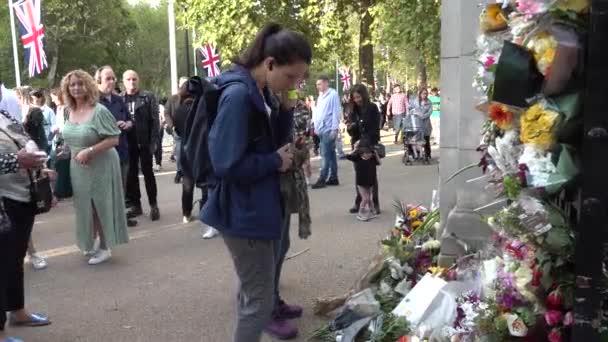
[96,66,138,227]
[122,70,160,221]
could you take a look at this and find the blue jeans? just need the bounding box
[173,134,182,173]
[319,131,338,182]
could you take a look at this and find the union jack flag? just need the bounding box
[340,68,351,90]
[13,0,48,77]
[199,43,221,78]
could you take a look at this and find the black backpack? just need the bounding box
[180,76,255,187]
[179,76,225,187]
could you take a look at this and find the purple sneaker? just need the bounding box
[277,300,303,319]
[264,318,298,340]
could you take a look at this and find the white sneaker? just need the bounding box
[84,237,101,256]
[202,226,219,239]
[88,249,112,265]
[30,253,48,270]
[183,216,193,224]
[154,164,162,172]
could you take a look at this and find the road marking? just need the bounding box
[36,222,195,259]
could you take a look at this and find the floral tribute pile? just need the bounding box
[311,0,608,341]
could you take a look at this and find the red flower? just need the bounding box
[488,104,513,130]
[548,328,562,342]
[547,289,563,309]
[397,337,410,342]
[545,310,563,327]
[531,267,542,287]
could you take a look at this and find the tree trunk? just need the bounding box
[358,0,374,92]
[46,46,59,87]
[417,57,428,91]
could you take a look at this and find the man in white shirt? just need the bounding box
[0,79,22,121]
[311,75,342,189]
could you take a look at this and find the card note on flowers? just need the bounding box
[392,273,447,325]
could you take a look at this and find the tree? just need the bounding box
[372,0,441,89]
[41,0,135,86]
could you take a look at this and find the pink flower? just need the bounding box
[548,328,562,342]
[563,311,573,326]
[517,0,546,15]
[484,55,496,69]
[545,310,563,327]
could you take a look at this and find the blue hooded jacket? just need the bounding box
[200,66,294,240]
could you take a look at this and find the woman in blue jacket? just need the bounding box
[200,23,312,342]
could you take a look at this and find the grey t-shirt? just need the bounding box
[0,111,32,203]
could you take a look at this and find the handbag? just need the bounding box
[0,126,53,214]
[374,143,386,159]
[29,171,53,214]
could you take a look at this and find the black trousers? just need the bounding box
[126,143,158,207]
[154,129,164,166]
[182,177,208,217]
[354,178,380,210]
[0,199,36,331]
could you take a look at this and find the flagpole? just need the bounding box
[167,0,178,94]
[8,0,21,87]
[335,59,339,97]
[192,29,197,76]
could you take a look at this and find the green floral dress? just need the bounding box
[62,104,129,251]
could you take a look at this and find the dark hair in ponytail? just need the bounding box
[235,23,312,69]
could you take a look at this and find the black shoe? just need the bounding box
[311,181,326,189]
[150,205,160,221]
[127,206,143,219]
[174,173,182,184]
[349,206,359,214]
[127,218,138,227]
[326,179,340,186]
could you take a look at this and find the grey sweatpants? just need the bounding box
[223,235,276,342]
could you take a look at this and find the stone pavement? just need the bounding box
[16,136,439,342]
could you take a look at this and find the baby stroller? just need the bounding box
[401,110,429,165]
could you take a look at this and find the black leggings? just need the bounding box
[0,199,36,331]
[424,135,431,158]
[182,177,208,217]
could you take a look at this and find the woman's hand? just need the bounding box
[17,149,46,169]
[74,148,93,167]
[41,168,58,181]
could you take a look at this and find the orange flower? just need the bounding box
[489,104,513,130]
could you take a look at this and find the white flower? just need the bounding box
[422,239,441,251]
[518,145,557,187]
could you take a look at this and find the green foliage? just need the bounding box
[367,314,411,342]
[372,0,440,87]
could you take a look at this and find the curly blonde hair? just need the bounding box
[60,69,99,110]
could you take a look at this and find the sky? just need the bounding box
[127,0,161,7]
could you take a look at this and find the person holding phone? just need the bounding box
[200,23,311,342]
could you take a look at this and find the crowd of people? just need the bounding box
[0,22,441,342]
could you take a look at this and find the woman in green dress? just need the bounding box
[60,70,129,265]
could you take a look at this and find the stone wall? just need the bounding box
[438,0,491,264]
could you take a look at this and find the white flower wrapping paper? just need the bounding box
[518,145,558,187]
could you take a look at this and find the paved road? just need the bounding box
[16,139,439,342]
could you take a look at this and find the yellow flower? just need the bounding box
[526,32,558,76]
[429,266,446,276]
[520,103,560,148]
[402,235,411,243]
[412,221,422,229]
[409,209,419,219]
